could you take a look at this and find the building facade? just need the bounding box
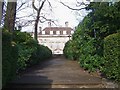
[33,22,74,54]
[37,27,74,54]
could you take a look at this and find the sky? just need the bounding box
[16,0,90,32]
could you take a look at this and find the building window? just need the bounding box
[71,31,74,34]
[42,31,45,34]
[50,31,53,35]
[63,31,66,35]
[56,31,60,35]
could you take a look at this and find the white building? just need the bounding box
[36,22,74,54]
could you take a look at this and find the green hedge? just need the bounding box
[2,30,18,86]
[77,38,104,72]
[63,40,74,60]
[27,45,52,66]
[64,36,104,72]
[103,33,120,81]
[12,31,52,71]
[2,30,52,87]
[13,31,38,71]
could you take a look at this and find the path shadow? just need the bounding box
[2,75,53,90]
[2,55,67,89]
[1,56,61,90]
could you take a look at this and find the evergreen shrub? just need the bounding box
[103,33,120,81]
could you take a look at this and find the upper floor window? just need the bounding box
[42,31,45,34]
[63,31,66,35]
[50,31,53,35]
[56,31,60,35]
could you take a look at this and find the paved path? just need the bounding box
[6,56,118,88]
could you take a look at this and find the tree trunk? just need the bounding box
[4,2,17,32]
[32,0,46,41]
[34,11,40,40]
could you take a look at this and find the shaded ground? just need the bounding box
[5,55,118,89]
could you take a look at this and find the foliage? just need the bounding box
[2,30,52,87]
[12,31,38,71]
[63,2,120,82]
[13,31,33,43]
[86,2,120,38]
[27,45,52,66]
[103,33,120,81]
[2,30,18,86]
[12,31,52,71]
[63,40,75,60]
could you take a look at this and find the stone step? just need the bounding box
[5,82,105,89]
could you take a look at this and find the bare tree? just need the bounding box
[0,1,4,26]
[60,1,88,11]
[32,0,46,40]
[4,1,17,32]
[16,1,28,12]
[59,1,90,22]
[15,0,34,28]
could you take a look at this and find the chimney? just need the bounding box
[65,21,69,27]
[39,27,42,32]
[48,21,51,27]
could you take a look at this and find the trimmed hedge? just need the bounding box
[103,33,120,81]
[77,38,104,72]
[63,40,74,60]
[63,40,79,60]
[2,30,18,86]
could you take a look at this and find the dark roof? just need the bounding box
[39,27,74,35]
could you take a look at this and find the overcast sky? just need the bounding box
[16,0,90,32]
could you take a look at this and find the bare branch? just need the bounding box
[38,0,46,12]
[32,0,38,11]
[46,0,52,11]
[40,16,57,26]
[17,2,26,11]
[16,14,34,19]
[16,19,35,27]
[39,16,51,23]
[60,1,86,11]
[76,1,89,7]
[17,7,29,12]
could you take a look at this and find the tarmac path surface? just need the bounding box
[5,55,118,89]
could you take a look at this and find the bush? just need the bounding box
[28,45,52,66]
[2,30,52,87]
[63,40,74,60]
[103,33,120,81]
[13,31,52,71]
[77,38,104,72]
[12,31,37,71]
[2,30,18,87]
[13,31,32,44]
[79,54,104,72]
[16,43,37,71]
